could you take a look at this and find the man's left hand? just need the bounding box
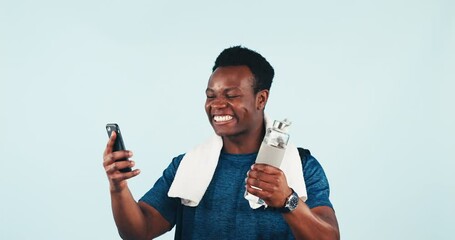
[245,163,292,208]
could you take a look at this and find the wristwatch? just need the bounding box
[279,188,299,213]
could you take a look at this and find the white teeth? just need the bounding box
[214,115,233,122]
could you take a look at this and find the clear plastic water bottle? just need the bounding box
[245,118,291,207]
[255,118,291,168]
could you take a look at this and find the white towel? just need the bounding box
[168,118,307,208]
[167,134,223,207]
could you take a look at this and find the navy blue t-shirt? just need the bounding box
[140,151,333,239]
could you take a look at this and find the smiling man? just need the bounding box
[103,46,339,239]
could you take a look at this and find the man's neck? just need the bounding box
[221,125,265,155]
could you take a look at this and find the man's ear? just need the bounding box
[256,90,269,110]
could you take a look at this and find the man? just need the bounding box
[103,46,339,239]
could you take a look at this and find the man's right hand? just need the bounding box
[103,131,141,193]
[102,131,171,239]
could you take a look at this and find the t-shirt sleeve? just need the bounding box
[139,154,184,226]
[303,155,334,209]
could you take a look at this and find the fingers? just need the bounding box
[104,153,140,192]
[107,163,141,181]
[246,183,273,200]
[105,159,136,174]
[103,150,133,167]
[103,131,117,156]
[103,150,138,176]
[247,164,285,188]
[246,171,280,192]
[108,168,141,192]
[245,164,290,207]
[252,163,280,174]
[249,176,275,189]
[103,151,135,174]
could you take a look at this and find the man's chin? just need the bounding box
[214,131,229,137]
[213,128,234,138]
[213,129,244,139]
[211,122,244,138]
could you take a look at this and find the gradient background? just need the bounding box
[1,0,454,239]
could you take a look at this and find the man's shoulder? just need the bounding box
[169,153,186,169]
[297,147,311,168]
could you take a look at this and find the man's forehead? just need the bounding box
[205,86,241,93]
[206,76,254,91]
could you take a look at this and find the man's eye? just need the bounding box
[206,95,215,99]
[227,95,240,99]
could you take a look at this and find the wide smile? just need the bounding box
[213,115,234,124]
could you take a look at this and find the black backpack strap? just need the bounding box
[174,202,183,240]
[297,147,311,169]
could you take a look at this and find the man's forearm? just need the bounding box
[111,187,148,240]
[283,201,340,240]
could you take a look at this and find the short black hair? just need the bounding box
[212,46,275,93]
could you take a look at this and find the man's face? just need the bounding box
[205,65,267,138]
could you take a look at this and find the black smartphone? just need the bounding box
[106,123,132,172]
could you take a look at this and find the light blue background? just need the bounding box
[1,0,454,239]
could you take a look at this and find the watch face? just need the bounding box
[289,193,299,210]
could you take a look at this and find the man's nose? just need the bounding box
[210,98,228,108]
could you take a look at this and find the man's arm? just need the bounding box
[246,164,339,240]
[103,131,172,239]
[282,202,339,240]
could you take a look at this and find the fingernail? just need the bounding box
[128,151,133,157]
[251,164,255,170]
